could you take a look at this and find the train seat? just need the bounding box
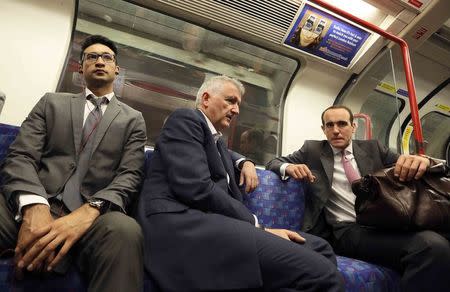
[245,169,401,292]
[0,123,400,291]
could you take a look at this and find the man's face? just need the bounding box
[321,108,355,150]
[202,81,241,131]
[79,43,119,88]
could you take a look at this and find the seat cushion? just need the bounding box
[337,256,400,292]
[0,258,85,292]
[0,123,19,163]
[244,169,305,230]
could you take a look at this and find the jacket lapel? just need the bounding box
[320,143,334,186]
[92,95,121,154]
[217,139,242,201]
[353,141,374,176]
[71,93,85,158]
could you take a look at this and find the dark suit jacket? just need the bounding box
[1,92,147,213]
[137,108,261,291]
[266,140,399,240]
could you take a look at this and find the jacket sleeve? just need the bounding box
[158,110,255,224]
[265,142,309,177]
[1,94,49,209]
[376,140,400,166]
[91,112,147,212]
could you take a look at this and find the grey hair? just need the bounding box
[195,75,245,107]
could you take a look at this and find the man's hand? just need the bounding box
[18,203,100,273]
[265,228,306,244]
[239,161,259,193]
[394,154,430,181]
[15,204,53,278]
[285,164,316,183]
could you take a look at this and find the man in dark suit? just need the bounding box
[0,35,147,292]
[267,105,450,291]
[137,75,344,292]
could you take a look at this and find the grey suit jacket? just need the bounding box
[266,140,399,239]
[1,92,147,213]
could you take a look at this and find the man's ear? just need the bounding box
[115,65,120,75]
[78,63,83,74]
[201,92,209,107]
[352,122,357,133]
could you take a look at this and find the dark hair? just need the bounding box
[80,35,118,63]
[243,129,264,145]
[321,105,354,125]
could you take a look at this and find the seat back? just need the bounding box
[244,169,305,230]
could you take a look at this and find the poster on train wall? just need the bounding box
[283,2,371,68]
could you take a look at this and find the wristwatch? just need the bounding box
[88,198,109,214]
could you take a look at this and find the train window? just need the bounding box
[56,0,298,166]
[408,111,450,160]
[336,48,405,151]
[356,92,404,145]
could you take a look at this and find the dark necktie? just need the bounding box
[341,151,361,184]
[216,140,242,201]
[62,96,108,211]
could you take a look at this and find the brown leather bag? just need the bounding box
[352,163,450,231]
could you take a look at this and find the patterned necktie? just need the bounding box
[80,96,107,151]
[62,96,108,211]
[341,151,361,184]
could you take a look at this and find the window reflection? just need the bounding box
[57,0,298,165]
[409,112,450,160]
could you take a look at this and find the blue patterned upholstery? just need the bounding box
[244,169,304,230]
[337,256,400,292]
[0,123,19,167]
[0,125,401,291]
[245,169,401,291]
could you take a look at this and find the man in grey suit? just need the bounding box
[267,105,450,291]
[137,75,344,292]
[0,35,147,292]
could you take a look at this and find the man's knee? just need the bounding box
[95,212,143,246]
[410,231,450,263]
[301,232,337,265]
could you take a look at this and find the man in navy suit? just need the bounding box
[137,75,344,292]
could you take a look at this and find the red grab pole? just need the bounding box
[310,0,425,154]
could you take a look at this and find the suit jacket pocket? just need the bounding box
[144,197,189,216]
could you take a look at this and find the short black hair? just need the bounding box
[80,35,118,63]
[244,129,264,146]
[321,105,354,125]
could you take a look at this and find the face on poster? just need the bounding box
[283,3,371,68]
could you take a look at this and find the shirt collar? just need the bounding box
[198,109,222,143]
[330,141,353,156]
[85,88,114,102]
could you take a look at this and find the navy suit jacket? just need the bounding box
[141,108,254,223]
[137,108,261,291]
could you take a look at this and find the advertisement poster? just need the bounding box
[283,3,371,68]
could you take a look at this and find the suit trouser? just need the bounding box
[333,223,450,292]
[0,195,144,292]
[252,229,344,292]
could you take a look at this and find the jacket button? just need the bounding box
[69,163,76,169]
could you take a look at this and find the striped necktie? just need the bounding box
[61,95,108,211]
